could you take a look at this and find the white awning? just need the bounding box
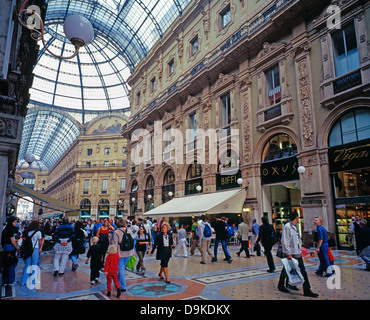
[144,188,247,218]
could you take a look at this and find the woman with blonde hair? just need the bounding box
[150,221,174,283]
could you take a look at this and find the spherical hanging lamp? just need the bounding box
[63,15,94,48]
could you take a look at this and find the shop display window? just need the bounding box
[269,185,303,238]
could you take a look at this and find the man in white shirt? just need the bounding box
[277,212,318,298]
[174,225,188,257]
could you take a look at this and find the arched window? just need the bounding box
[261,133,297,162]
[329,108,370,147]
[163,169,175,185]
[146,176,155,189]
[131,180,138,192]
[162,169,175,203]
[187,163,202,180]
[186,163,203,195]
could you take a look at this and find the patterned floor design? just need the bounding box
[2,245,369,301]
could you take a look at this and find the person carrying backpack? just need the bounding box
[19,220,43,286]
[198,216,215,264]
[112,218,135,293]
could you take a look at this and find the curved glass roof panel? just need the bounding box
[18,109,81,170]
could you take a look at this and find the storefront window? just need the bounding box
[116,199,124,217]
[145,176,155,211]
[98,198,110,218]
[269,185,303,239]
[80,198,91,218]
[130,180,138,217]
[329,108,370,249]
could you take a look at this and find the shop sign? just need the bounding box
[216,170,241,190]
[260,156,299,184]
[329,138,370,173]
[185,178,203,195]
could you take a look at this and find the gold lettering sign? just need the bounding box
[333,144,370,169]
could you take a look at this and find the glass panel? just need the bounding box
[341,111,357,144]
[355,109,370,141]
[329,121,342,147]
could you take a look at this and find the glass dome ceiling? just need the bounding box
[19,0,191,170]
[29,0,192,113]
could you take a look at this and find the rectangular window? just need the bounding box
[265,66,281,106]
[191,35,199,55]
[188,112,197,151]
[120,178,126,193]
[86,162,91,168]
[136,91,141,105]
[151,77,156,91]
[87,148,93,156]
[102,179,108,194]
[221,93,231,128]
[332,21,359,77]
[104,147,111,155]
[220,5,231,28]
[103,161,109,167]
[163,127,172,160]
[83,180,90,194]
[168,59,175,76]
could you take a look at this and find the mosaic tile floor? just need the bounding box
[2,245,369,301]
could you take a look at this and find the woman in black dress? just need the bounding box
[150,222,174,283]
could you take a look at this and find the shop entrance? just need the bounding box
[262,182,303,240]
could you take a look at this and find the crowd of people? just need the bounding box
[1,212,369,299]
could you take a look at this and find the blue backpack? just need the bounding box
[226,224,234,238]
[203,223,212,237]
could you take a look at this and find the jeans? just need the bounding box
[213,239,231,261]
[118,257,130,290]
[317,243,330,274]
[70,255,78,266]
[20,247,40,286]
[3,245,17,285]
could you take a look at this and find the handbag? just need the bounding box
[276,244,285,258]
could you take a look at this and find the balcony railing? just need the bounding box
[333,70,362,94]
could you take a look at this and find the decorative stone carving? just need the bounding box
[0,117,18,139]
[296,57,314,149]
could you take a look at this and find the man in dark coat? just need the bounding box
[257,216,278,273]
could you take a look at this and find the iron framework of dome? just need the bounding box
[19,0,191,170]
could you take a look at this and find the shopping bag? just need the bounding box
[282,258,304,287]
[126,255,137,271]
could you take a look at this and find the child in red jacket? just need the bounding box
[104,245,121,297]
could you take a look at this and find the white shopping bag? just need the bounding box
[282,257,304,287]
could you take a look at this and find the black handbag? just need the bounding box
[276,244,285,258]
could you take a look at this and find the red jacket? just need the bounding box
[104,253,120,274]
